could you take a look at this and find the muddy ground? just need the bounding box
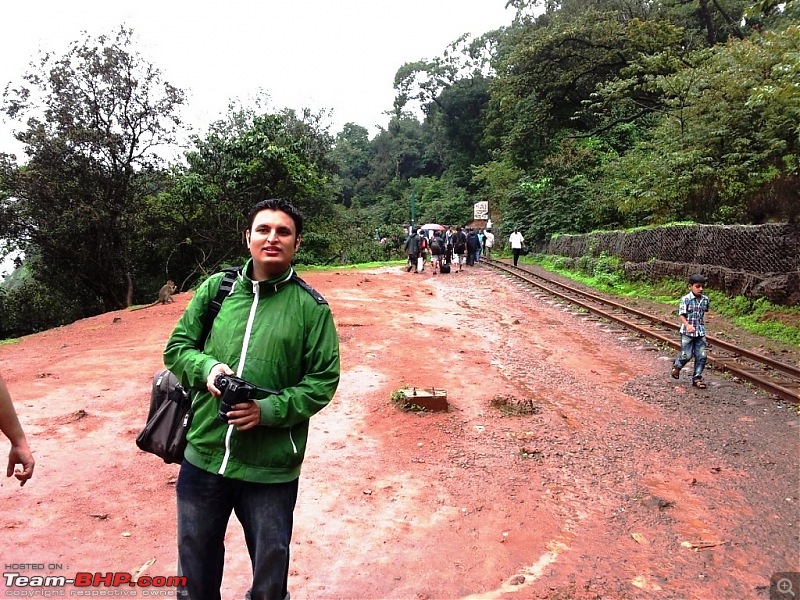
[1,264,798,599]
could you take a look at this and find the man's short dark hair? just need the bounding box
[247,199,304,236]
[688,273,706,285]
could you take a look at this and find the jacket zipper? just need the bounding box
[218,279,260,475]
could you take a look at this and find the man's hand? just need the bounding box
[207,363,234,397]
[227,402,262,431]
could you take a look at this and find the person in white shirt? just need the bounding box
[483,229,495,259]
[509,228,525,266]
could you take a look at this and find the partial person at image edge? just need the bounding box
[163,198,341,600]
[0,373,35,486]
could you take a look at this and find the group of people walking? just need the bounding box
[404,226,496,274]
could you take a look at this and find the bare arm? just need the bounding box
[0,375,35,486]
[679,315,695,334]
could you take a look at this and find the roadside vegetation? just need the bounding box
[527,253,800,348]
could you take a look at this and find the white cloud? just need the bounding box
[0,0,512,155]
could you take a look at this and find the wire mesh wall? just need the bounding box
[535,223,800,305]
[542,224,798,273]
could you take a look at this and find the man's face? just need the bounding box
[247,209,300,281]
[689,282,704,296]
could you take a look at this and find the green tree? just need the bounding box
[486,10,684,169]
[164,105,338,278]
[329,123,371,208]
[409,175,472,226]
[598,26,800,224]
[0,27,185,311]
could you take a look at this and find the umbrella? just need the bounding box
[419,223,446,231]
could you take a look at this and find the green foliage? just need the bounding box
[596,26,800,225]
[409,176,472,226]
[486,10,678,169]
[167,106,338,276]
[425,75,493,184]
[390,388,428,412]
[708,293,800,346]
[0,278,85,339]
[1,27,185,312]
[329,123,372,207]
[2,5,799,338]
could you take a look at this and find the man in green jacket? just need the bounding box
[164,198,340,600]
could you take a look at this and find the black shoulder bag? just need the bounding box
[135,267,241,464]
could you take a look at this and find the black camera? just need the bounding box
[215,374,278,422]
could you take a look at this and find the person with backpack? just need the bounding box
[452,227,468,272]
[466,229,480,266]
[430,231,445,274]
[163,198,341,600]
[444,227,455,266]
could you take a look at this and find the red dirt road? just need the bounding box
[1,265,798,599]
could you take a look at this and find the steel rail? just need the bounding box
[489,260,800,379]
[482,258,799,403]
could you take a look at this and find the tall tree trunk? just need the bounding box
[125,272,133,308]
[699,0,717,46]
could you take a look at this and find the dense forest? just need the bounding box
[0,0,797,337]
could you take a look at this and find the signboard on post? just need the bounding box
[473,201,489,220]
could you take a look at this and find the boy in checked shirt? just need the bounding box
[671,274,711,389]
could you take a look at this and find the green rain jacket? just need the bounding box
[163,261,340,484]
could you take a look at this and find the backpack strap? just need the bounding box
[291,273,328,305]
[200,266,242,347]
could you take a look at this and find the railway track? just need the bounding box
[481,258,800,403]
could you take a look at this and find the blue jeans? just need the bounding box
[176,461,299,600]
[673,334,707,382]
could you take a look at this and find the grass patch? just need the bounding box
[390,388,427,412]
[298,260,407,273]
[710,295,800,346]
[531,254,800,347]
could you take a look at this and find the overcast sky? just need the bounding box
[0,0,513,156]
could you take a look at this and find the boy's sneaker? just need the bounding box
[671,366,680,379]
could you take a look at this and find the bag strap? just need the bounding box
[199,266,242,347]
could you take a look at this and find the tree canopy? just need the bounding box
[1,27,184,311]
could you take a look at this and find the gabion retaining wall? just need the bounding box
[535,224,800,305]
